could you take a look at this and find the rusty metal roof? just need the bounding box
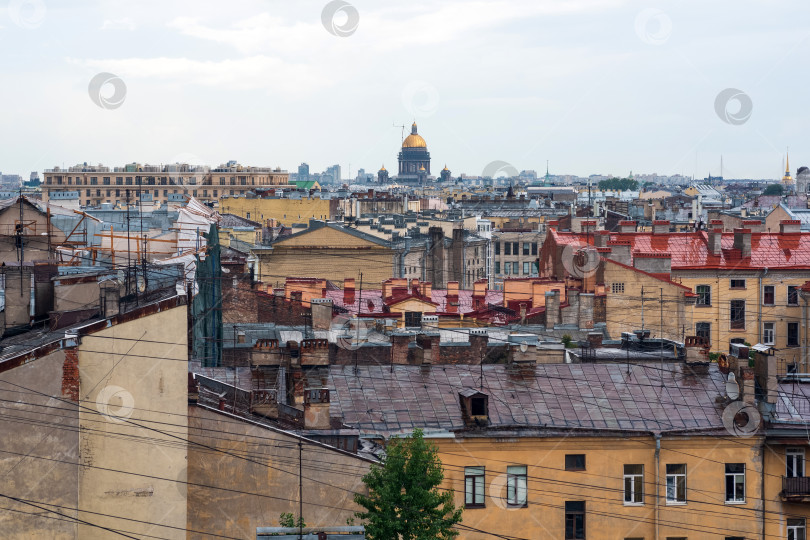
[327,363,730,437]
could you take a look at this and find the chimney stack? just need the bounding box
[652,220,670,234]
[708,229,723,256]
[780,219,801,234]
[732,228,752,257]
[343,278,355,304]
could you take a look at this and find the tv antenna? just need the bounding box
[393,122,405,142]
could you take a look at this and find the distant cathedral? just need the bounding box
[396,122,431,184]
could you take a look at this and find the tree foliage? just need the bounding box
[763,183,784,196]
[597,177,639,191]
[354,429,462,540]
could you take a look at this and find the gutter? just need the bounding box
[655,432,661,540]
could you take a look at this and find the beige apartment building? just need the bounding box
[42,162,288,207]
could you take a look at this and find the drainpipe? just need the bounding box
[400,236,411,279]
[760,442,766,540]
[655,433,661,540]
[758,268,769,343]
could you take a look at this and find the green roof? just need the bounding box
[293,180,319,190]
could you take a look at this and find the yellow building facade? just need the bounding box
[434,434,767,539]
[220,196,337,226]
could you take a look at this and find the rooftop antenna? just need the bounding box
[393,122,405,143]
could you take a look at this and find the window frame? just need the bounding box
[788,322,800,347]
[696,284,711,306]
[665,464,686,504]
[523,262,530,275]
[763,285,775,306]
[612,282,625,294]
[730,278,746,289]
[724,463,745,504]
[464,466,486,508]
[564,500,585,540]
[506,465,528,508]
[789,285,799,306]
[696,322,711,341]
[763,322,775,345]
[787,448,806,478]
[787,518,806,540]
[730,299,746,330]
[623,464,644,505]
[565,454,586,471]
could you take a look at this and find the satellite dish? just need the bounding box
[519,342,528,353]
[726,372,740,400]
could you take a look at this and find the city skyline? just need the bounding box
[1,0,808,179]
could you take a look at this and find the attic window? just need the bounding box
[471,397,486,416]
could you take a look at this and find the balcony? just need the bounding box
[782,476,810,502]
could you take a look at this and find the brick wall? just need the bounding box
[61,348,79,401]
[258,292,310,326]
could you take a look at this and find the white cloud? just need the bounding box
[100,17,136,31]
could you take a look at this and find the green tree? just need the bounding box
[597,177,639,191]
[763,183,784,196]
[354,429,462,540]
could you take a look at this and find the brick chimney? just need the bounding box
[652,220,670,234]
[343,278,355,304]
[619,220,637,233]
[545,290,560,327]
[391,333,412,365]
[780,219,801,234]
[594,231,610,248]
[732,228,752,257]
[469,328,489,364]
[709,219,724,231]
[708,229,723,256]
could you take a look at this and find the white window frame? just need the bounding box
[763,322,775,345]
[464,466,485,507]
[788,518,806,540]
[506,465,528,507]
[665,464,686,504]
[724,463,745,504]
[787,448,806,478]
[623,464,644,505]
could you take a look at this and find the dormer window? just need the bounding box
[459,389,489,427]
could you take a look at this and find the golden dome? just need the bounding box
[402,121,427,148]
[419,165,426,171]
[443,164,449,171]
[403,134,427,148]
[380,164,386,172]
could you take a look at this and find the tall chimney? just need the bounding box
[708,229,723,256]
[732,228,752,258]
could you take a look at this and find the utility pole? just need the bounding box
[660,288,664,387]
[298,439,303,540]
[354,272,363,374]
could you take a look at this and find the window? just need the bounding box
[523,262,530,275]
[665,464,686,503]
[725,463,745,503]
[532,242,538,255]
[787,448,805,478]
[564,501,585,539]
[504,242,511,255]
[506,465,527,507]
[404,311,422,328]
[763,285,775,305]
[788,322,800,347]
[730,300,746,330]
[696,285,711,306]
[612,283,625,294]
[730,279,746,289]
[523,242,530,255]
[788,519,805,540]
[763,322,775,345]
[512,262,519,274]
[565,454,586,471]
[494,241,500,255]
[624,464,643,504]
[789,286,799,306]
[464,467,485,508]
[495,262,500,274]
[512,242,518,254]
[470,397,487,416]
[504,263,510,275]
[696,322,711,341]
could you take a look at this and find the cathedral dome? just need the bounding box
[402,122,427,148]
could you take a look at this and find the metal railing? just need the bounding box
[783,476,810,497]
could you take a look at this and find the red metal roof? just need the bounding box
[551,228,810,270]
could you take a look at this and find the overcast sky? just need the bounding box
[0,0,807,180]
